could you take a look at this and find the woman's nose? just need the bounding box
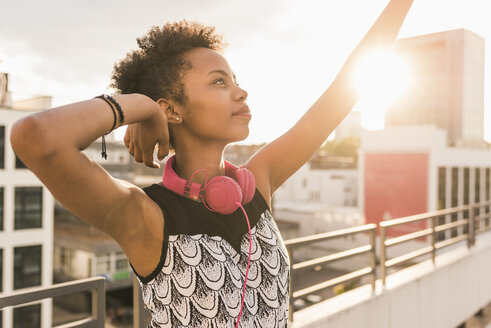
[236,85,248,102]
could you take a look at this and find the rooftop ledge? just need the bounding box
[292,230,491,328]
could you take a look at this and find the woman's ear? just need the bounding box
[157,98,182,124]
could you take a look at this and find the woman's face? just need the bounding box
[177,47,251,145]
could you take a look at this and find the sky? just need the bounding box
[0,0,490,145]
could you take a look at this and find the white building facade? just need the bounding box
[273,163,361,238]
[275,164,358,207]
[359,125,491,238]
[0,102,54,328]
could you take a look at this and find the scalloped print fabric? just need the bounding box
[138,210,290,327]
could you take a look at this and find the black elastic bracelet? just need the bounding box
[95,95,117,135]
[105,94,125,126]
[94,94,118,160]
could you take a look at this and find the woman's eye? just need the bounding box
[213,78,225,85]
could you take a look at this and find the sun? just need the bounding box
[352,48,411,128]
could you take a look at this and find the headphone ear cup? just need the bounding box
[205,176,243,215]
[234,168,256,204]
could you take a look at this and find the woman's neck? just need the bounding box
[172,143,227,186]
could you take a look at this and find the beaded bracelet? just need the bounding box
[105,94,125,126]
[94,94,124,159]
[95,95,117,135]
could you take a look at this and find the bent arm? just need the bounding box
[249,0,414,194]
[10,94,162,239]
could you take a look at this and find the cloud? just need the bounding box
[0,0,289,103]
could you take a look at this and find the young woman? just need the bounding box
[10,0,413,326]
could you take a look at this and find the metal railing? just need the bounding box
[284,201,491,319]
[284,223,377,321]
[475,200,491,235]
[1,203,490,325]
[0,276,105,328]
[379,202,491,285]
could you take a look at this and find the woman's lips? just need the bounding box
[233,105,251,117]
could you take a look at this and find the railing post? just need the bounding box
[468,204,476,248]
[92,277,105,327]
[431,216,436,265]
[369,229,376,292]
[287,247,294,323]
[380,226,387,286]
[133,275,147,328]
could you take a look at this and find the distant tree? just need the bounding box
[320,136,360,160]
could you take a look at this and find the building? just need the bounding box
[335,111,364,140]
[224,143,265,166]
[273,157,361,237]
[275,163,358,208]
[0,95,55,328]
[385,29,485,148]
[359,125,491,238]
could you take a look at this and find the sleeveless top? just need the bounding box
[131,183,290,328]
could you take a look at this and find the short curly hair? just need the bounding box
[110,20,224,105]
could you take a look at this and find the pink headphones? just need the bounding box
[162,155,256,214]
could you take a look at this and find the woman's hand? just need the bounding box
[124,104,170,168]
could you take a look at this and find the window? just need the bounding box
[95,256,110,276]
[437,167,446,210]
[487,168,491,227]
[463,168,470,205]
[14,245,42,289]
[437,167,446,241]
[475,168,481,203]
[115,252,130,281]
[463,168,470,234]
[15,187,42,229]
[115,252,128,271]
[451,167,459,237]
[0,187,3,231]
[116,258,128,270]
[15,155,27,169]
[0,126,4,169]
[0,249,3,292]
[486,168,490,201]
[13,303,41,328]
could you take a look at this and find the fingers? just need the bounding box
[157,142,169,161]
[142,148,159,168]
[124,127,130,148]
[124,120,168,168]
[128,140,135,157]
[128,136,158,168]
[134,148,143,163]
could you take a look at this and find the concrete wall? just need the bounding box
[292,231,491,328]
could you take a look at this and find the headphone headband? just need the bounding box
[162,155,255,209]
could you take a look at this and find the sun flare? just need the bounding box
[353,48,411,112]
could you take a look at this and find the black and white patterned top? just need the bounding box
[131,184,290,328]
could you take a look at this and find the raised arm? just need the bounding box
[10,94,169,275]
[248,0,414,196]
